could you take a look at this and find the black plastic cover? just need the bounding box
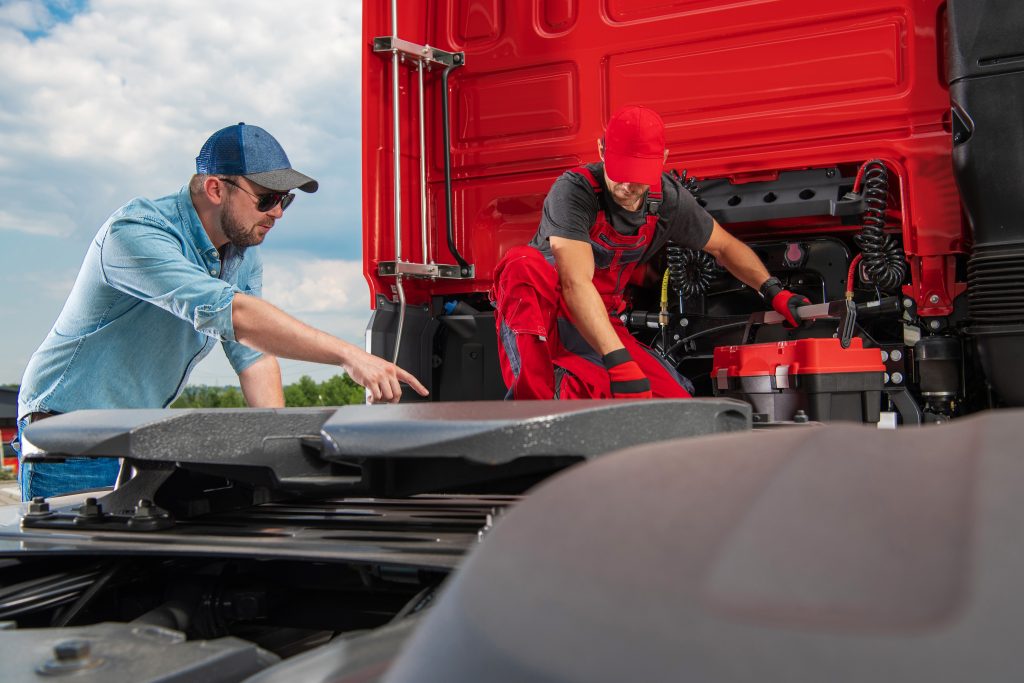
[367,299,438,403]
[947,0,1024,83]
[950,73,1024,249]
[384,410,1024,682]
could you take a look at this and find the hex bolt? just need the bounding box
[54,640,90,661]
[134,499,155,518]
[28,497,50,515]
[928,294,941,305]
[76,498,103,520]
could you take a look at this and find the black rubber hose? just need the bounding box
[666,243,716,297]
[853,160,905,291]
[442,58,469,272]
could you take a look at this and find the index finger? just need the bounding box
[396,367,429,396]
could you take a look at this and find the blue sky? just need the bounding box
[0,0,368,386]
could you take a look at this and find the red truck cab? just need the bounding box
[361,0,1024,422]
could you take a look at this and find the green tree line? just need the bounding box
[171,374,364,408]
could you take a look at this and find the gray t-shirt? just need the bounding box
[528,162,714,261]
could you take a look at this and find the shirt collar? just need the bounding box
[176,185,220,259]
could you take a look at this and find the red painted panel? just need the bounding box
[456,0,501,44]
[363,0,963,312]
[606,0,749,24]
[541,0,577,33]
[608,20,903,122]
[454,63,579,145]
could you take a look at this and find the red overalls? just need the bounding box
[492,166,692,400]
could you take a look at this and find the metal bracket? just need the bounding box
[378,261,475,279]
[372,37,464,68]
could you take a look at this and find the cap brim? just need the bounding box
[244,168,319,193]
[604,152,663,187]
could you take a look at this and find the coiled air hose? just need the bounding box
[666,243,716,297]
[852,160,905,291]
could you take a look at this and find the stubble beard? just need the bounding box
[220,202,267,248]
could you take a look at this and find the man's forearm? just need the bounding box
[560,279,625,356]
[230,292,430,404]
[232,293,360,366]
[238,354,285,407]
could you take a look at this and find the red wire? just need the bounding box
[846,253,863,296]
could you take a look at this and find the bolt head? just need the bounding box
[54,640,90,661]
[928,294,940,304]
[890,349,903,362]
[929,320,941,330]
[903,298,914,309]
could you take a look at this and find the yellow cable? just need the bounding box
[660,268,670,327]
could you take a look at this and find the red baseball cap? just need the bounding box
[602,105,666,187]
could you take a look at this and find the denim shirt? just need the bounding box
[18,185,264,418]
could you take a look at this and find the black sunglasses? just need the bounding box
[219,177,295,212]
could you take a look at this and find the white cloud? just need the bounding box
[0,1,55,33]
[0,0,367,385]
[262,253,367,314]
[0,0,362,236]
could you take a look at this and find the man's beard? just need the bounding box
[221,203,267,248]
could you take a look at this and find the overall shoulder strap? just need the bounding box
[570,166,602,193]
[646,178,663,216]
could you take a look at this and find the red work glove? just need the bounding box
[602,348,652,399]
[760,277,812,328]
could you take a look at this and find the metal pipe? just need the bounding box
[392,275,407,364]
[418,59,429,264]
[391,51,402,264]
[441,61,469,271]
[390,0,407,366]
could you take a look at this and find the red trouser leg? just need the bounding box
[550,318,692,399]
[493,247,560,400]
[622,332,692,399]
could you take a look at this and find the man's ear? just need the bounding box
[597,138,605,161]
[204,177,226,205]
[663,149,669,163]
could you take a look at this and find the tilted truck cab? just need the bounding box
[363,0,1024,422]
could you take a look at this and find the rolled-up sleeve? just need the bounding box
[222,253,265,373]
[99,219,239,342]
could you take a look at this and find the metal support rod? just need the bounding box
[392,274,407,364]
[389,0,406,366]
[418,59,429,264]
[442,62,469,270]
[391,51,402,264]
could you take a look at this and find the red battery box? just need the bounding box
[712,338,886,423]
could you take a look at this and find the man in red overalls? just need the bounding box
[492,105,809,400]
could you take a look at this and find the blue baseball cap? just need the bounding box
[196,122,318,193]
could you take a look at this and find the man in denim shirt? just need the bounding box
[16,123,428,501]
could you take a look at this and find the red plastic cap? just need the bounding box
[603,105,666,186]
